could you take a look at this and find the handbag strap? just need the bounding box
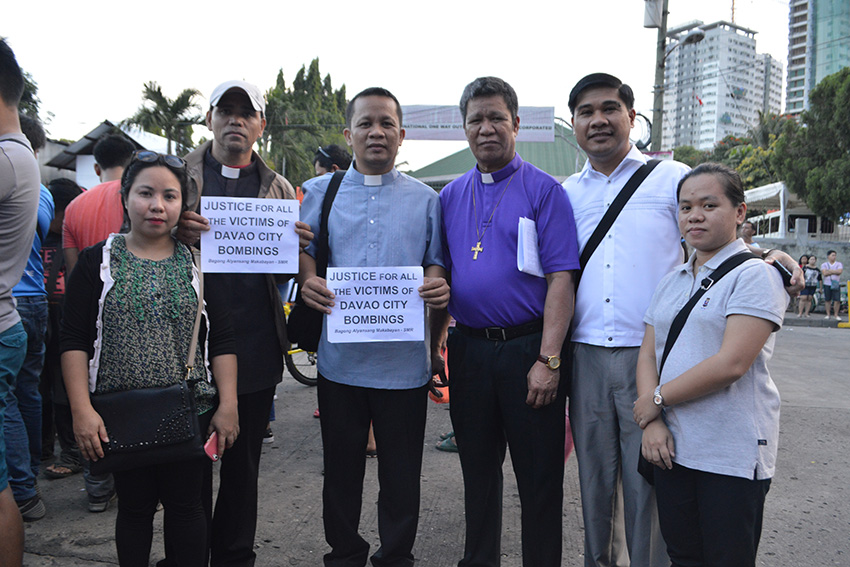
[315,170,345,278]
[577,160,661,282]
[185,248,205,379]
[658,252,760,377]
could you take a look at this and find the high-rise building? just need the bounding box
[786,0,850,116]
[661,20,784,151]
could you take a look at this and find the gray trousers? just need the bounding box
[569,343,667,567]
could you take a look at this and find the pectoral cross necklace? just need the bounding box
[471,172,515,260]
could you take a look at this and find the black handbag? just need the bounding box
[89,253,207,475]
[286,170,344,352]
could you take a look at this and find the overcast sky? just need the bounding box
[4,0,790,171]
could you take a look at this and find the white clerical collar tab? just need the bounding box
[481,173,495,184]
[221,165,240,179]
[364,175,383,186]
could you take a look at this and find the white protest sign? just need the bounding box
[326,266,424,343]
[200,197,300,273]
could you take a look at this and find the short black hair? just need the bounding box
[0,39,24,108]
[47,178,83,211]
[459,77,519,123]
[677,162,745,207]
[19,113,46,151]
[314,144,351,171]
[93,134,135,170]
[345,87,402,127]
[568,73,635,114]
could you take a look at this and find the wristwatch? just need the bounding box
[537,354,561,371]
[653,385,665,407]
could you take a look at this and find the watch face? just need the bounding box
[548,356,561,370]
[653,394,663,406]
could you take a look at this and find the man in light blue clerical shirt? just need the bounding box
[297,87,449,567]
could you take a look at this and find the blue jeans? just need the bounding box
[4,296,47,501]
[0,321,28,493]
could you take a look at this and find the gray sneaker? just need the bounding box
[88,490,117,513]
[17,494,46,522]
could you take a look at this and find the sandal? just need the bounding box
[436,437,458,453]
[439,431,455,440]
[44,461,82,479]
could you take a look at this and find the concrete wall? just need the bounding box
[755,237,850,283]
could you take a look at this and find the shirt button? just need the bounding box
[605,298,610,302]
[607,337,613,342]
[608,234,612,238]
[606,264,610,268]
[369,243,376,249]
[369,219,375,224]
[371,196,375,200]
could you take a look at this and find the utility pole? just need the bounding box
[650,0,669,153]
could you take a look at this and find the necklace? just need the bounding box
[471,172,515,260]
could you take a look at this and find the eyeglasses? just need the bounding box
[132,150,186,170]
[317,146,331,159]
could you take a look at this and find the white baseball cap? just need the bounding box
[209,80,265,115]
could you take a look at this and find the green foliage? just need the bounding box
[261,58,347,187]
[122,82,203,155]
[671,145,706,168]
[20,71,39,118]
[774,67,850,221]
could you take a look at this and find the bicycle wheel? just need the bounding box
[285,349,318,386]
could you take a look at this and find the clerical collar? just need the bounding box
[204,149,258,179]
[476,153,521,184]
[348,161,399,187]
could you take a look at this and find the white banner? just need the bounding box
[401,105,555,142]
[199,197,300,273]
[326,266,424,343]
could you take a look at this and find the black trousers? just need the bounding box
[317,375,428,567]
[208,386,276,567]
[447,330,567,567]
[654,463,771,567]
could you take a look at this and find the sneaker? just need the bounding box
[263,427,274,444]
[89,490,117,513]
[313,408,320,419]
[18,494,46,521]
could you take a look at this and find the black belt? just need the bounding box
[455,319,544,341]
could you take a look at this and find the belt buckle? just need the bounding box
[484,327,507,341]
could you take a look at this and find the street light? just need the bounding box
[650,2,705,152]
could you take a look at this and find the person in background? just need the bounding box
[62,134,135,274]
[798,255,821,318]
[0,36,41,567]
[312,144,351,176]
[40,178,84,478]
[740,220,759,247]
[7,114,54,521]
[821,250,843,321]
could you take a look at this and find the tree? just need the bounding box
[261,58,347,187]
[671,145,706,168]
[20,71,39,118]
[122,82,203,155]
[774,67,850,221]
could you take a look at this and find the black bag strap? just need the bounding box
[658,252,760,377]
[0,137,34,154]
[578,159,661,274]
[315,170,345,278]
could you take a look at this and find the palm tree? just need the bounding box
[122,82,203,155]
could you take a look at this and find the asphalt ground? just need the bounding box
[21,323,850,566]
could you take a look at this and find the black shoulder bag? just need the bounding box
[637,251,760,484]
[286,170,345,352]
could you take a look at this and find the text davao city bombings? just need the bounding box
[200,197,300,273]
[326,266,425,343]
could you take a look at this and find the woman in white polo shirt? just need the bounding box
[632,163,787,567]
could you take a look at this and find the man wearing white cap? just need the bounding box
[178,80,308,567]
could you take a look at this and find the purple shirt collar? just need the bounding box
[475,153,522,184]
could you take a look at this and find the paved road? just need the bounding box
[21,324,850,566]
